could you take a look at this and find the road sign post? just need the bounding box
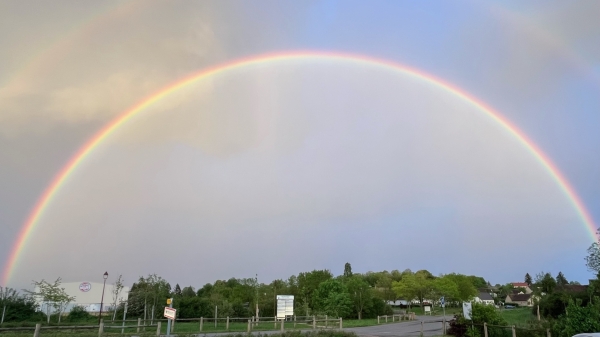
[165,298,175,336]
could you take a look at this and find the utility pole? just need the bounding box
[255,274,259,320]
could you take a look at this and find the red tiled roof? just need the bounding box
[512,282,528,287]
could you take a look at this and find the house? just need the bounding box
[505,293,533,307]
[474,292,495,305]
[511,282,533,294]
[563,284,588,293]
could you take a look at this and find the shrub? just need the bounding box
[67,305,93,321]
[448,303,507,337]
[553,299,600,337]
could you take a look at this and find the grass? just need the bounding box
[498,307,537,327]
[0,316,421,336]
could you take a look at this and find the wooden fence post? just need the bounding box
[313,316,316,329]
[200,317,203,332]
[339,317,343,330]
[294,315,296,329]
[484,323,488,337]
[547,329,551,337]
[326,315,328,328]
[512,325,516,337]
[281,318,284,332]
[377,316,380,324]
[137,318,141,333]
[33,323,41,337]
[226,316,230,331]
[248,319,251,333]
[156,321,161,336]
[171,319,175,333]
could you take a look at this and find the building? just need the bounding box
[505,293,533,307]
[474,292,495,305]
[35,281,130,314]
[511,283,533,294]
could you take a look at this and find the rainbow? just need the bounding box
[2,1,141,91]
[2,51,596,285]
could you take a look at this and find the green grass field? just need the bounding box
[498,307,537,327]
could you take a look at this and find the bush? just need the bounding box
[67,305,93,321]
[448,303,507,337]
[553,299,600,337]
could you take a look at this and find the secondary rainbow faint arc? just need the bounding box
[2,51,597,285]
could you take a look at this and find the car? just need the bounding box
[571,334,600,337]
[504,305,515,309]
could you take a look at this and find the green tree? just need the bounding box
[346,275,372,319]
[392,272,434,308]
[181,286,196,297]
[344,263,353,278]
[585,230,600,273]
[313,279,352,318]
[374,273,396,304]
[174,284,182,296]
[539,273,557,294]
[556,272,568,288]
[297,270,333,315]
[433,275,459,302]
[525,273,532,286]
[25,278,75,323]
[445,274,477,301]
[554,299,600,337]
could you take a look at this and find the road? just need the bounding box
[346,315,452,337]
[165,315,452,337]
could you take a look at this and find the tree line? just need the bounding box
[122,263,487,321]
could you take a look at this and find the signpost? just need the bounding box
[165,298,175,336]
[440,296,446,317]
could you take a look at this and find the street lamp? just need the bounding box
[99,271,108,324]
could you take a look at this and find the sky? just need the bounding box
[0,0,599,290]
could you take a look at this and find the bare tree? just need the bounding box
[111,275,125,321]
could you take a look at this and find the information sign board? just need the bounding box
[276,295,294,319]
[164,307,176,320]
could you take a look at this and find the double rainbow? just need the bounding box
[2,51,596,285]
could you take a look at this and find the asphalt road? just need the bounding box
[166,315,452,337]
[346,315,452,337]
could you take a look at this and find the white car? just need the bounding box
[572,334,600,337]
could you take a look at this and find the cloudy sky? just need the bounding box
[1,0,599,289]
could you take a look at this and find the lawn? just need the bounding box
[498,307,537,327]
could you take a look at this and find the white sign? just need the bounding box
[276,295,294,319]
[424,306,431,313]
[79,282,92,292]
[462,302,472,320]
[164,307,176,320]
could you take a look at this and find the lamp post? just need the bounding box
[99,272,108,324]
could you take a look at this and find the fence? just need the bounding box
[377,312,417,323]
[0,315,343,336]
